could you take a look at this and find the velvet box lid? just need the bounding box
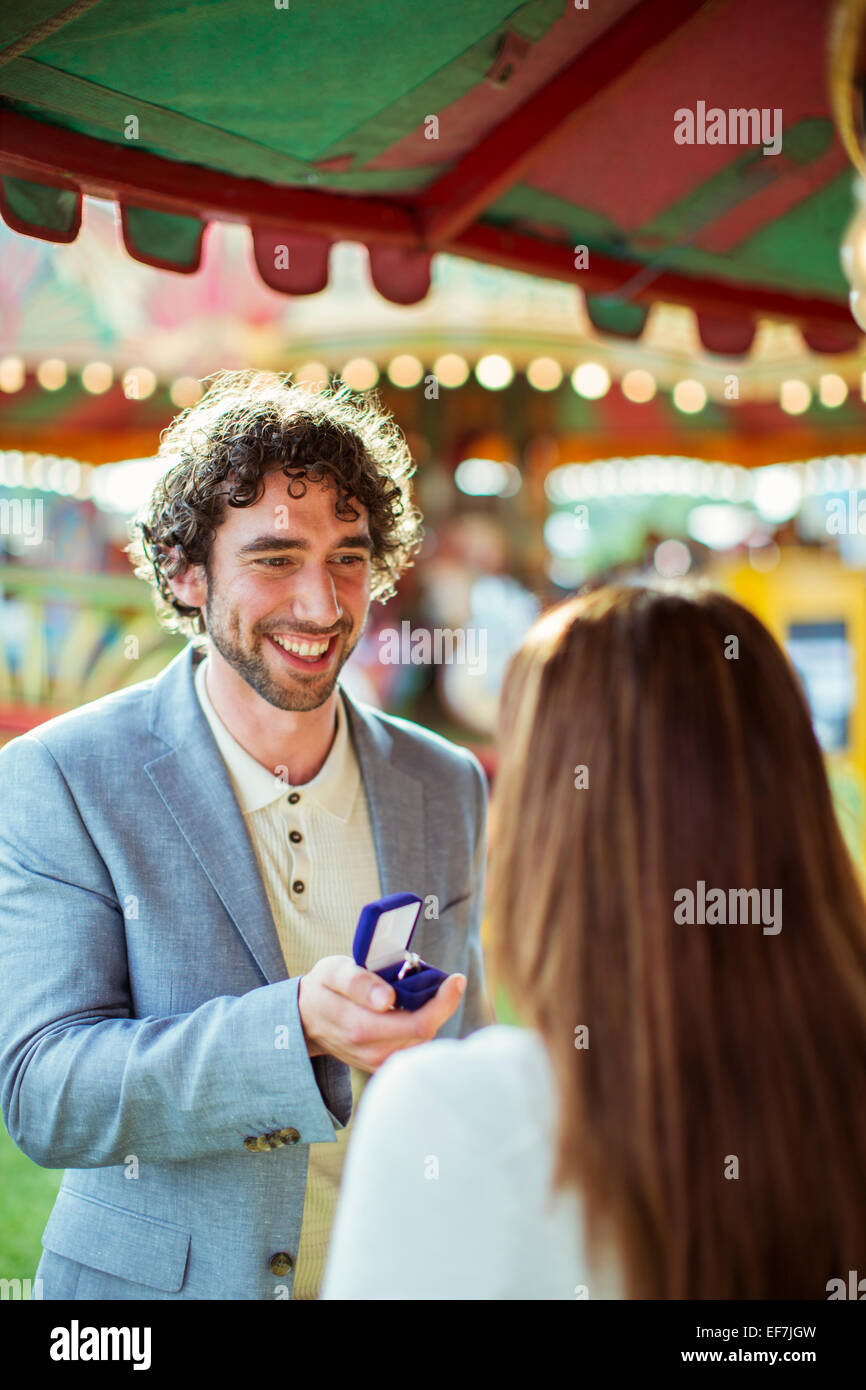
[352,893,448,1012]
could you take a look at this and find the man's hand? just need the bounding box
[297,955,467,1072]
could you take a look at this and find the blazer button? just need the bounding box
[269,1251,294,1277]
[243,1135,271,1152]
[276,1127,301,1144]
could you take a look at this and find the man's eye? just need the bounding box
[259,557,291,567]
[334,554,365,566]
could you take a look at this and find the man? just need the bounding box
[0,372,492,1300]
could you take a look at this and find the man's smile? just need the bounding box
[263,630,341,671]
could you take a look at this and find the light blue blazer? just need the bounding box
[0,642,491,1299]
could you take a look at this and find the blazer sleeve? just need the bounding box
[0,733,349,1169]
[456,754,495,1035]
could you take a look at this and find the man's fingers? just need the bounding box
[313,958,466,1027]
[413,973,467,1032]
[307,959,468,1071]
[317,955,395,1011]
[334,974,468,1068]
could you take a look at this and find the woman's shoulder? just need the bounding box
[340,1023,625,1298]
[376,1021,552,1084]
[365,1023,558,1143]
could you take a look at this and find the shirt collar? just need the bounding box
[194,653,359,820]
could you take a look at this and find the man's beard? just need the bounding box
[203,586,362,712]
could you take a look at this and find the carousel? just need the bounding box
[3,0,866,845]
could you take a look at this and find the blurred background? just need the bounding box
[4,0,866,1286]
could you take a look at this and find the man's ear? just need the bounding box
[165,550,208,612]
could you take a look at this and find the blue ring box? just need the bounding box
[352,892,449,1012]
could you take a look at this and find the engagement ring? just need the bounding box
[397,952,422,980]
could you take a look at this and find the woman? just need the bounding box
[321,583,866,1299]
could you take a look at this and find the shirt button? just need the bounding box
[292,880,305,894]
[288,792,301,804]
[289,830,302,843]
[269,1252,294,1277]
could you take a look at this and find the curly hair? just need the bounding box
[126,370,424,640]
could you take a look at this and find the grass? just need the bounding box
[492,980,522,1027]
[0,1122,64,1287]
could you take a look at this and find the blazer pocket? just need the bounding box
[414,893,472,962]
[438,891,471,915]
[41,1187,190,1293]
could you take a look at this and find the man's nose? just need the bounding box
[285,565,342,629]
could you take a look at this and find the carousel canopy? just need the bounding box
[0,0,862,354]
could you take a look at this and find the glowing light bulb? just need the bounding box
[0,357,25,392]
[571,362,610,399]
[819,374,848,408]
[37,359,67,391]
[433,354,469,388]
[780,379,811,415]
[387,355,423,388]
[81,362,113,394]
[672,379,707,413]
[170,377,203,408]
[339,358,379,391]
[526,357,562,391]
[622,369,656,403]
[475,355,514,390]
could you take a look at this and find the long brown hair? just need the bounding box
[489,582,866,1298]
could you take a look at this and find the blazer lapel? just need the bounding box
[141,645,429,984]
[143,644,288,985]
[340,685,428,905]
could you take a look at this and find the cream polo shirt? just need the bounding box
[194,655,382,1300]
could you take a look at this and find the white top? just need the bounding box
[194,655,382,1300]
[320,1023,625,1300]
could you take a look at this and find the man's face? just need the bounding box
[200,468,373,711]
